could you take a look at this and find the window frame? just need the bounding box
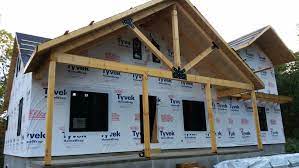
[69,91,109,132]
[17,98,23,136]
[182,100,207,132]
[258,106,268,131]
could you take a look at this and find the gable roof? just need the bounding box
[21,0,264,89]
[229,26,296,66]
[16,32,50,65]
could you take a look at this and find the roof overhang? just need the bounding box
[236,92,293,104]
[230,26,296,66]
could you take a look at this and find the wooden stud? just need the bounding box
[183,46,215,72]
[142,73,151,158]
[44,57,56,165]
[217,88,248,98]
[251,90,263,150]
[129,26,174,69]
[171,5,181,67]
[205,83,217,153]
[54,53,253,90]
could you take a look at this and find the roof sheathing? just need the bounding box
[229,26,269,50]
[16,32,50,65]
[229,26,296,66]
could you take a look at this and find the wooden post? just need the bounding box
[142,73,151,158]
[205,83,217,153]
[251,90,263,150]
[171,5,181,67]
[44,57,56,165]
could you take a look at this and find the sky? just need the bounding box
[0,0,299,52]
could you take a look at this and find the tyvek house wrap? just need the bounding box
[4,30,285,157]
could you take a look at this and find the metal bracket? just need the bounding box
[172,66,186,80]
[138,150,145,157]
[122,18,135,28]
[211,42,219,49]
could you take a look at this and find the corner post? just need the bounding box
[251,90,263,150]
[171,5,181,67]
[44,56,57,165]
[142,73,151,158]
[205,83,217,153]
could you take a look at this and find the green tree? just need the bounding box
[275,52,299,152]
[0,30,13,112]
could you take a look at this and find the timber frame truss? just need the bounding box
[42,4,263,166]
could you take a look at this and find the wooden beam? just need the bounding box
[171,5,181,67]
[217,88,249,98]
[142,73,151,158]
[55,2,173,54]
[240,92,293,104]
[36,0,175,54]
[251,90,263,150]
[177,3,264,90]
[128,25,174,69]
[176,5,211,42]
[183,45,215,72]
[254,67,272,73]
[205,83,217,153]
[44,57,56,165]
[24,1,175,73]
[54,53,253,90]
[178,4,250,83]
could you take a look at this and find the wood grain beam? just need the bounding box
[44,57,56,165]
[239,92,293,104]
[254,67,272,74]
[217,88,249,98]
[251,90,263,150]
[183,45,215,72]
[54,53,253,89]
[206,83,217,153]
[142,73,151,158]
[171,5,181,67]
[128,25,174,69]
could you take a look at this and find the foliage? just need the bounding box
[0,30,13,112]
[285,138,299,153]
[275,52,299,153]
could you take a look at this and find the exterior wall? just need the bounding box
[237,44,278,95]
[4,54,32,157]
[4,32,285,158]
[237,44,286,144]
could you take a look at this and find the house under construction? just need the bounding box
[3,0,295,167]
